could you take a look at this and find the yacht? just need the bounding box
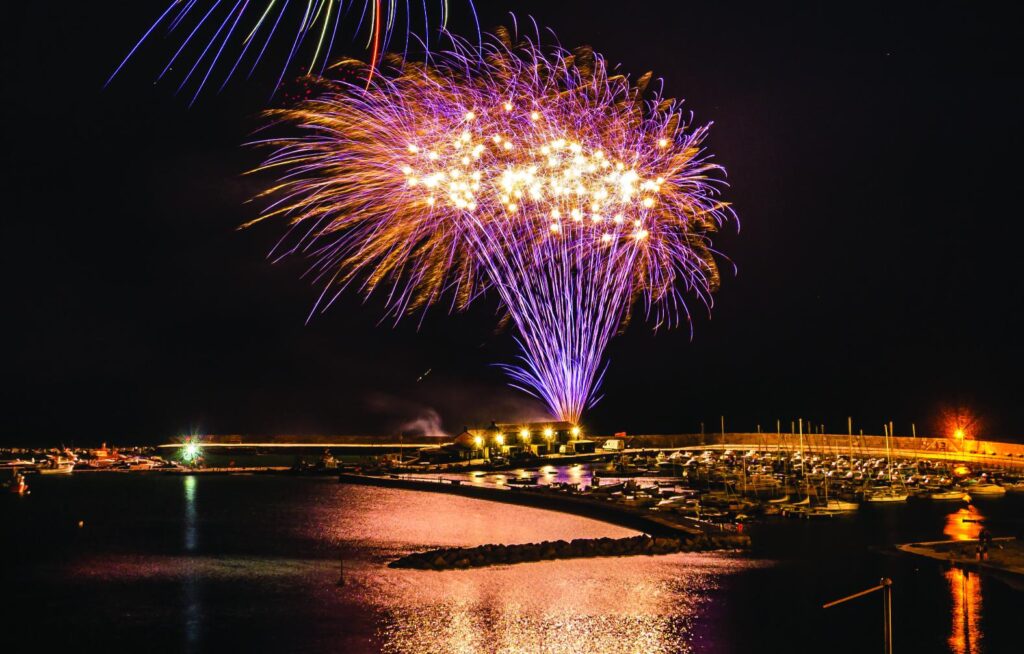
[865,487,909,503]
[969,483,1006,496]
[822,499,859,512]
[37,455,75,475]
[930,489,970,501]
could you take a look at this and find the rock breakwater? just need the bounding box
[389,533,751,570]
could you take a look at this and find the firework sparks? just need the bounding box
[107,1,477,102]
[248,26,734,422]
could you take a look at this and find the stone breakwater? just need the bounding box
[389,533,752,570]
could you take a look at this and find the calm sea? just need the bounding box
[2,473,1020,653]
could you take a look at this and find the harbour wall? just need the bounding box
[161,432,1024,468]
[624,433,1024,468]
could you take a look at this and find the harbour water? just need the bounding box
[3,473,1021,653]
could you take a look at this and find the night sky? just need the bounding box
[5,2,1023,445]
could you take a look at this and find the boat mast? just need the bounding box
[799,418,808,500]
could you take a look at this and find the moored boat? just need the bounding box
[822,499,859,512]
[865,488,908,503]
[929,489,970,501]
[37,455,75,475]
[968,483,1006,496]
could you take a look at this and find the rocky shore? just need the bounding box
[389,533,751,570]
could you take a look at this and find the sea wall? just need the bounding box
[626,433,1024,467]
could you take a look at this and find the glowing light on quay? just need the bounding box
[249,26,733,423]
[182,441,202,463]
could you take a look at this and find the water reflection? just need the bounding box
[182,475,200,652]
[373,555,729,654]
[947,568,982,654]
[294,486,743,653]
[183,475,198,551]
[943,505,984,541]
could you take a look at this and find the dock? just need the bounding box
[896,537,1024,588]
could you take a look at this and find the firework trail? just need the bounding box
[248,25,734,423]
[107,1,477,102]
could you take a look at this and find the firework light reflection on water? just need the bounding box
[60,482,750,653]
[369,555,733,654]
[299,486,743,654]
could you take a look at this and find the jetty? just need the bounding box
[896,537,1024,588]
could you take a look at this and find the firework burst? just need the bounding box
[248,25,734,423]
[107,1,476,102]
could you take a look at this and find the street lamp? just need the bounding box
[182,442,201,465]
[571,426,581,438]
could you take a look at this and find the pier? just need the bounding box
[896,538,1024,588]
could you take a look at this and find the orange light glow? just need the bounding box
[947,567,983,654]
[943,505,984,541]
[938,406,982,442]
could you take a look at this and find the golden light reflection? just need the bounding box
[943,506,984,541]
[374,556,737,654]
[946,567,982,654]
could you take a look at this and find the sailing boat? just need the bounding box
[821,475,859,511]
[866,422,908,503]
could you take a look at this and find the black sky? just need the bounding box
[4,1,1023,445]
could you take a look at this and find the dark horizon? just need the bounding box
[5,2,1024,446]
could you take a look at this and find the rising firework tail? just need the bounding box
[106,1,477,103]
[247,23,735,423]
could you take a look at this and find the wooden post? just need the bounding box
[882,578,893,654]
[822,577,894,654]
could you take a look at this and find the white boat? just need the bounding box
[0,458,36,468]
[863,429,907,503]
[37,456,75,475]
[969,483,1006,496]
[865,488,908,503]
[822,499,859,512]
[930,490,970,501]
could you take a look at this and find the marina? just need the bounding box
[4,472,1022,653]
